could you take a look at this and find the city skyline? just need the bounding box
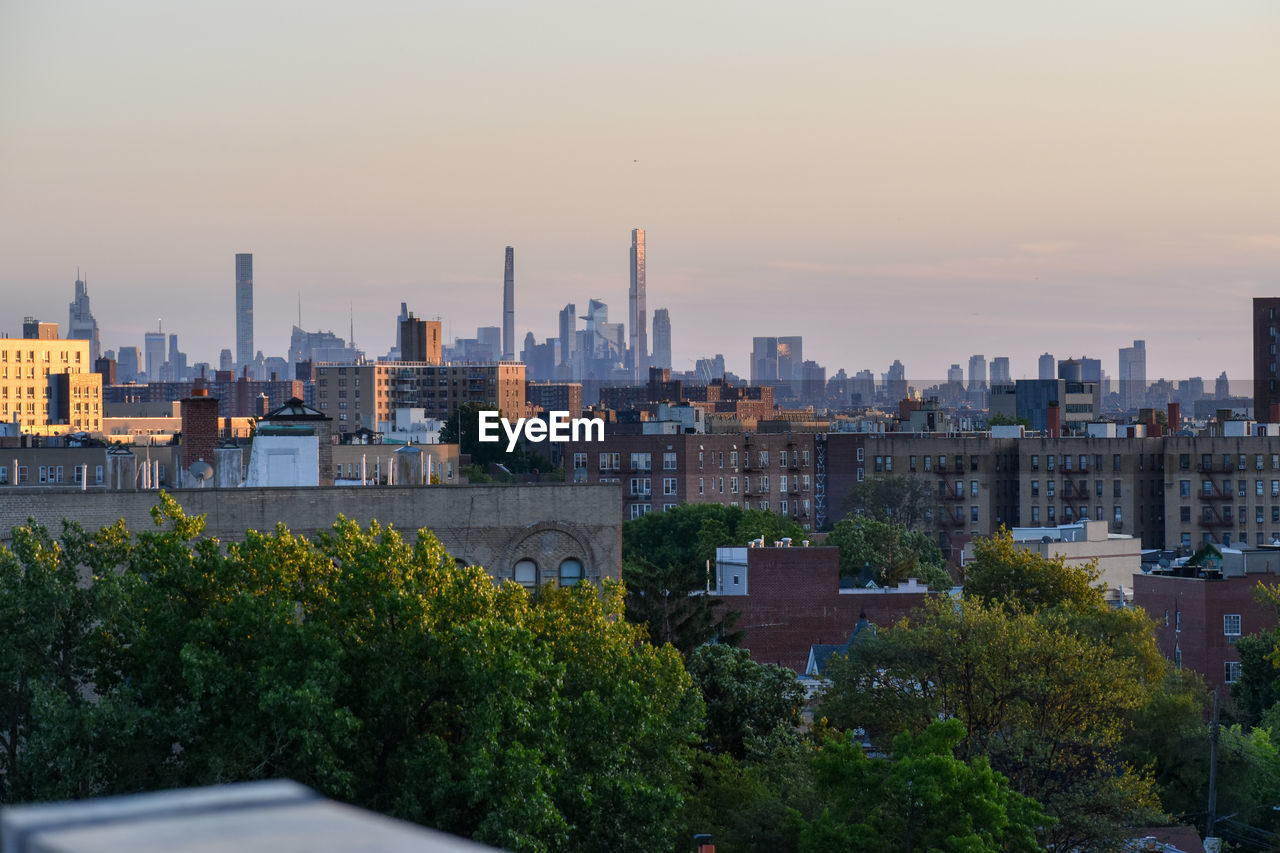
[2,2,1277,381]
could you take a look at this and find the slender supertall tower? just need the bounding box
[67,269,100,363]
[629,228,647,380]
[502,247,515,361]
[235,253,254,369]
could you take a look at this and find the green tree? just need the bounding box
[837,475,933,530]
[825,516,950,590]
[962,528,1104,613]
[685,644,806,759]
[622,505,804,651]
[4,495,705,852]
[821,595,1164,851]
[797,719,1044,853]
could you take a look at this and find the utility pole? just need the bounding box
[1207,685,1221,841]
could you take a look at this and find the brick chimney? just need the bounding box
[1270,403,1280,424]
[1167,402,1180,433]
[1046,402,1060,438]
[181,385,221,475]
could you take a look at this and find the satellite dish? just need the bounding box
[189,461,214,487]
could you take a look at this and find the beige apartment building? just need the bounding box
[314,362,527,431]
[0,337,102,434]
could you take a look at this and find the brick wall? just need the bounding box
[0,484,622,584]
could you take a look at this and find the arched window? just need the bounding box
[513,559,538,588]
[559,558,583,586]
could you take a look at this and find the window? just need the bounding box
[663,478,677,496]
[1241,454,1248,471]
[955,481,963,498]
[885,456,893,472]
[599,452,620,471]
[698,451,704,468]
[1031,506,1040,522]
[1047,480,1055,497]
[939,455,946,469]
[874,456,883,473]
[1259,507,1265,525]
[970,480,979,496]
[856,447,864,462]
[781,500,789,514]
[1180,480,1190,497]
[730,451,738,467]
[663,452,677,470]
[909,456,917,471]
[779,450,788,467]
[559,559,584,586]
[1031,455,1039,471]
[1225,614,1242,637]
[1114,480,1122,498]
[698,477,704,495]
[0,465,6,484]
[1113,454,1122,472]
[573,453,587,470]
[1226,661,1242,683]
[1047,455,1055,471]
[630,452,652,472]
[1180,507,1191,523]
[857,469,864,482]
[759,451,768,467]
[513,559,538,588]
[1181,532,1191,547]
[629,478,651,496]
[1064,455,1073,471]
[924,456,932,472]
[629,504,651,519]
[971,506,979,523]
[780,475,788,492]
[1047,506,1056,522]
[803,451,810,465]
[730,476,738,493]
[760,475,769,491]
[1176,611,1182,631]
[1114,506,1123,524]
[1031,481,1039,498]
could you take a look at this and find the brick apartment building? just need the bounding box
[563,430,827,527]
[710,543,933,672]
[104,377,304,419]
[0,335,102,434]
[314,362,526,430]
[1134,561,1280,694]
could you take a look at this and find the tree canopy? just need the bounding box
[822,540,1169,851]
[825,516,951,590]
[621,504,805,653]
[836,475,933,530]
[0,495,703,852]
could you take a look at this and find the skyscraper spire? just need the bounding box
[629,228,647,380]
[502,247,515,361]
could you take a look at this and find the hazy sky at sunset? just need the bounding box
[2,1,1277,384]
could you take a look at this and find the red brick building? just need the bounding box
[563,431,823,528]
[1133,567,1280,694]
[710,543,933,672]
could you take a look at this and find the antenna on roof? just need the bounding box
[349,302,355,346]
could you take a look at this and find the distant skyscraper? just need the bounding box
[777,336,802,382]
[751,337,778,384]
[144,331,165,380]
[885,360,907,402]
[947,364,963,385]
[219,348,233,373]
[558,303,577,366]
[651,308,671,370]
[67,272,100,363]
[1254,298,1280,417]
[235,253,253,368]
[1118,340,1147,411]
[1038,353,1055,381]
[118,346,141,384]
[990,357,1011,385]
[502,247,515,361]
[967,354,987,391]
[629,229,648,380]
[1215,371,1231,400]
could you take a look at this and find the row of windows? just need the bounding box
[696,474,812,495]
[1184,506,1280,524]
[1181,479,1280,498]
[0,464,105,485]
[511,558,584,587]
[0,349,82,363]
[1181,453,1280,472]
[1028,505,1120,524]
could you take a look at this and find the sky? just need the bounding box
[1,0,1278,386]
